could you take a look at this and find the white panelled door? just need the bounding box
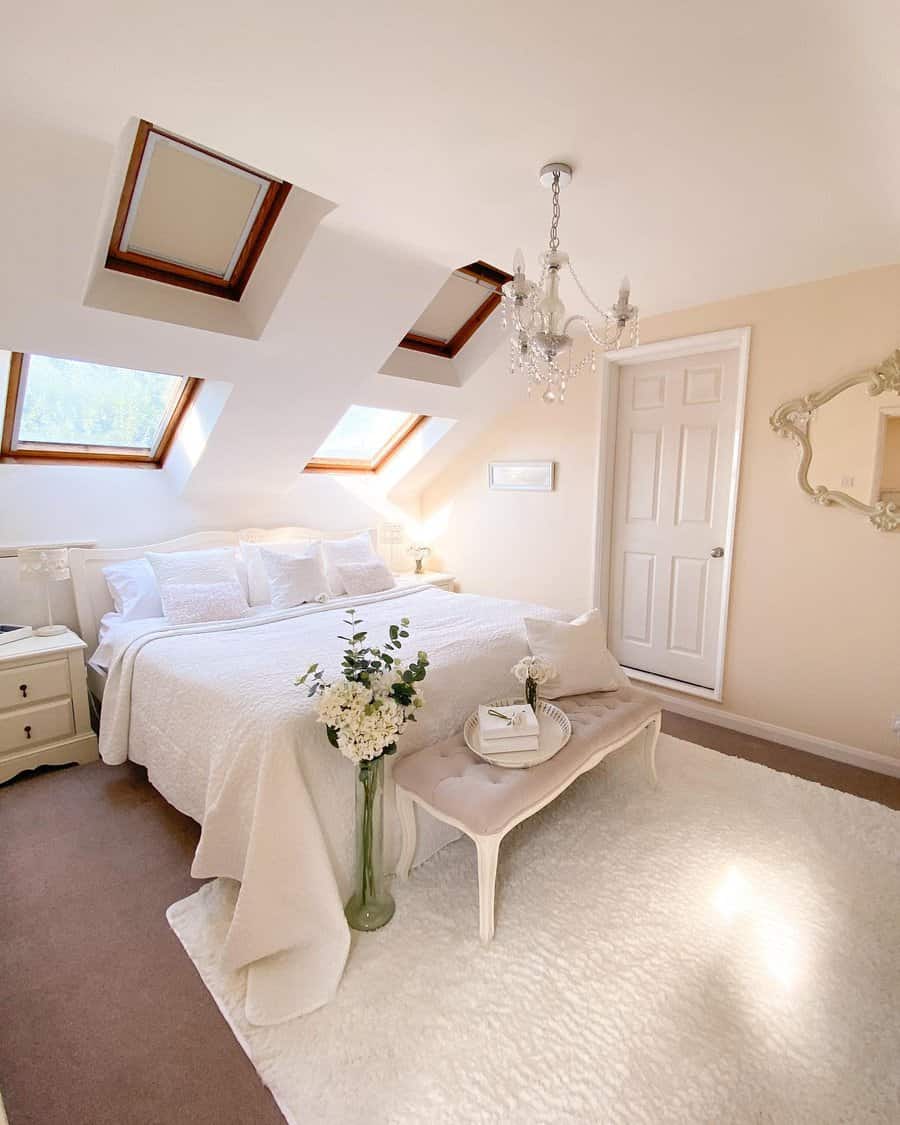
[608,347,741,691]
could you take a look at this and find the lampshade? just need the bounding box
[18,547,71,582]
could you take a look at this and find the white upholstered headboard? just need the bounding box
[68,525,375,654]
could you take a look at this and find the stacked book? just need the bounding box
[477,703,540,754]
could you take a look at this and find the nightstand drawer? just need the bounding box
[0,699,75,754]
[0,659,70,710]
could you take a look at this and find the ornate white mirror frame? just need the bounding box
[770,348,900,531]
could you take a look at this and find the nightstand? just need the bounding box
[393,571,456,593]
[0,628,98,784]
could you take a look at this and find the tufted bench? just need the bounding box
[392,687,661,942]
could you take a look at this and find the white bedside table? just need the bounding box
[392,571,456,593]
[0,628,98,784]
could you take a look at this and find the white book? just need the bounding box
[478,703,539,741]
[480,732,540,755]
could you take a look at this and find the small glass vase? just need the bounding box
[525,676,540,711]
[345,754,396,932]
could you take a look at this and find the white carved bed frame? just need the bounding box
[69,526,375,700]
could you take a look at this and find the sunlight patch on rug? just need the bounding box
[168,734,900,1124]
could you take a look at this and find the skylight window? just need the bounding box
[399,260,512,358]
[305,406,425,472]
[106,120,291,300]
[1,353,199,466]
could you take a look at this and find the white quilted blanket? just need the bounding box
[99,585,562,1025]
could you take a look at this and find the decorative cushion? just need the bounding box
[393,688,660,836]
[320,531,381,596]
[159,580,249,625]
[240,539,318,606]
[336,559,395,598]
[523,610,627,699]
[260,547,329,610]
[102,558,163,621]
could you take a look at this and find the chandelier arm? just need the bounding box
[564,314,611,347]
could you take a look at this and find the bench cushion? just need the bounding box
[392,687,660,837]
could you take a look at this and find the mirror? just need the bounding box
[771,349,900,531]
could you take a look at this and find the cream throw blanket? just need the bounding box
[99,586,561,1025]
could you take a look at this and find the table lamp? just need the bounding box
[18,547,70,636]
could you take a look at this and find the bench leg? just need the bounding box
[644,714,661,787]
[475,834,501,944]
[396,788,417,881]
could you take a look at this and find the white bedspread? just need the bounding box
[99,585,562,1025]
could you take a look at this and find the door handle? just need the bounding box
[711,547,725,558]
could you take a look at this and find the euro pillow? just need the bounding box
[337,559,396,597]
[147,547,243,591]
[240,539,319,606]
[160,580,249,626]
[260,547,329,610]
[523,610,627,699]
[321,531,382,595]
[102,558,163,622]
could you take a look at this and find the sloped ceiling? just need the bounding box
[1,0,898,528]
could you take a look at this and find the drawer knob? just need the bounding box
[19,683,28,698]
[24,725,32,740]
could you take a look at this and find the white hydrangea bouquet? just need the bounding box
[296,608,429,931]
[296,608,429,763]
[511,654,557,710]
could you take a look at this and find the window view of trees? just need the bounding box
[17,355,184,450]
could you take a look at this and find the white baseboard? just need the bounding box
[659,696,900,780]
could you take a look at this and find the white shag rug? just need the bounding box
[167,734,900,1125]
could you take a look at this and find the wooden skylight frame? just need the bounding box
[398,260,513,359]
[304,412,427,474]
[1,352,201,468]
[106,119,292,301]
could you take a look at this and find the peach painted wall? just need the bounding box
[421,264,900,760]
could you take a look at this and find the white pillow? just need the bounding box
[147,547,243,593]
[102,558,162,622]
[337,560,396,597]
[240,539,318,606]
[260,548,329,610]
[523,610,627,699]
[160,580,249,626]
[321,531,381,595]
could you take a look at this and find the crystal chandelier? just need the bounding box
[501,162,639,404]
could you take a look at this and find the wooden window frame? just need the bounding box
[1,352,201,468]
[398,260,512,359]
[105,120,292,302]
[304,413,427,474]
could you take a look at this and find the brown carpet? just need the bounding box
[2,713,899,1124]
[0,760,283,1125]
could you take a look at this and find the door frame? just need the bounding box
[592,327,751,702]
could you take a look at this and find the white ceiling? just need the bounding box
[6,0,899,312]
[1,0,898,523]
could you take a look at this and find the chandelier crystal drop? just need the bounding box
[501,162,639,404]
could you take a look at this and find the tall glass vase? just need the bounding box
[525,676,539,710]
[345,754,395,931]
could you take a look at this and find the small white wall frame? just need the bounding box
[591,327,751,702]
[488,461,555,491]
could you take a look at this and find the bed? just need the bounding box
[69,529,564,1026]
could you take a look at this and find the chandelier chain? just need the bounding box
[548,172,561,253]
